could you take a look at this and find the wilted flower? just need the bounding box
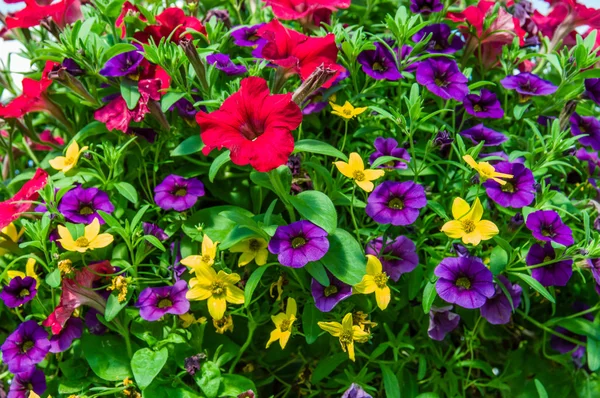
[213,315,234,334]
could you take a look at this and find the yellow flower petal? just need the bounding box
[186,285,212,301]
[254,249,269,266]
[207,296,227,319]
[468,197,484,222]
[353,106,368,115]
[355,179,375,192]
[353,276,377,294]
[279,330,291,349]
[49,156,67,171]
[341,312,354,331]
[318,321,343,336]
[375,286,391,310]
[181,255,203,269]
[347,340,356,361]
[441,220,465,239]
[84,218,101,241]
[272,313,288,327]
[65,140,80,159]
[225,284,245,305]
[347,152,364,172]
[451,197,471,220]
[219,270,241,285]
[334,160,355,179]
[362,168,385,181]
[238,251,255,266]
[366,255,382,275]
[475,220,499,241]
[266,329,282,348]
[286,297,297,317]
[462,230,482,246]
[89,233,114,249]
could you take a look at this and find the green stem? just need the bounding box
[229,318,256,373]
[517,310,587,348]
[349,185,361,242]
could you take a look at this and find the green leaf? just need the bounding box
[371,155,403,168]
[121,79,141,110]
[115,181,138,204]
[131,204,151,231]
[45,268,61,288]
[171,135,204,157]
[427,201,448,220]
[161,92,187,112]
[456,360,494,377]
[131,348,168,390]
[311,352,347,383]
[555,318,600,340]
[320,229,366,285]
[513,103,530,120]
[244,265,270,307]
[217,375,256,397]
[103,43,137,64]
[144,235,166,251]
[209,150,231,182]
[305,262,330,286]
[588,338,600,372]
[422,281,437,314]
[511,272,555,303]
[195,361,221,398]
[489,246,508,275]
[534,379,549,398]
[293,139,348,161]
[104,291,128,322]
[302,303,324,345]
[82,333,131,381]
[288,191,337,234]
[381,364,401,398]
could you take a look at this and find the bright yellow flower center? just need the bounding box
[353,171,365,181]
[279,319,292,332]
[455,277,471,289]
[158,298,173,308]
[324,285,338,297]
[501,181,515,193]
[342,108,353,117]
[64,156,76,167]
[19,288,30,297]
[291,236,306,248]
[388,197,404,210]
[461,220,476,233]
[202,255,212,264]
[477,162,496,179]
[175,188,187,197]
[211,282,225,296]
[80,206,94,215]
[340,331,353,345]
[374,272,388,288]
[75,237,90,247]
[21,340,34,353]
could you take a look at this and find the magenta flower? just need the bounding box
[463,89,504,119]
[410,0,443,14]
[434,257,495,309]
[1,320,51,373]
[207,53,247,76]
[357,42,402,81]
[154,174,205,212]
[365,236,419,281]
[483,161,535,208]
[369,137,410,169]
[99,49,144,77]
[459,124,507,147]
[0,276,37,308]
[525,210,574,246]
[480,276,522,325]
[585,78,600,106]
[416,58,469,101]
[58,185,115,225]
[366,181,427,226]
[500,73,557,97]
[8,368,46,398]
[570,113,600,150]
[412,24,463,54]
[268,220,329,268]
[310,272,352,312]
[49,317,83,353]
[136,280,190,321]
[428,305,460,341]
[526,243,573,287]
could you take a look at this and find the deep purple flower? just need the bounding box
[416,58,469,101]
[570,113,600,150]
[526,243,573,287]
[576,148,600,176]
[480,276,522,325]
[154,174,205,212]
[136,280,190,321]
[99,49,144,77]
[366,181,427,226]
[85,308,107,335]
[410,0,443,14]
[204,9,231,28]
[58,185,115,224]
[342,383,372,398]
[49,317,83,353]
[463,89,504,119]
[525,210,574,246]
[412,24,463,54]
[397,44,418,72]
[128,127,157,143]
[365,236,419,281]
[1,320,51,373]
[500,73,557,97]
[310,272,352,312]
[584,78,600,106]
[207,53,247,76]
[586,258,600,295]
[0,276,37,308]
[459,124,507,147]
[62,58,85,76]
[483,161,535,208]
[143,222,169,241]
[357,42,402,81]
[433,130,453,149]
[451,243,470,258]
[551,326,586,365]
[369,137,410,169]
[268,220,329,268]
[428,305,461,341]
[8,368,46,398]
[230,23,266,47]
[434,256,495,309]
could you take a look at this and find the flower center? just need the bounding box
[388,197,404,210]
[174,187,188,197]
[79,205,94,215]
[541,226,556,237]
[239,121,264,140]
[353,171,365,181]
[324,285,339,297]
[202,255,212,264]
[340,331,353,345]
[374,272,388,288]
[343,108,353,116]
[543,256,553,263]
[461,220,476,233]
[291,236,307,248]
[455,276,471,289]
[19,288,30,298]
[249,239,261,251]
[473,104,483,112]
[372,62,385,71]
[157,298,173,308]
[280,319,291,332]
[434,74,448,87]
[64,156,76,166]
[501,181,515,193]
[75,237,90,247]
[478,162,496,178]
[20,340,34,353]
[211,282,225,296]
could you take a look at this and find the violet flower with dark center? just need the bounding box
[58,185,115,224]
[0,276,37,308]
[230,23,266,47]
[369,137,410,170]
[459,124,508,147]
[366,181,427,226]
[49,317,83,353]
[412,24,463,54]
[434,256,495,309]
[428,305,461,341]
[416,58,469,101]
[570,113,600,150]
[526,243,573,287]
[525,210,574,246]
[143,222,169,241]
[585,78,600,106]
[268,220,330,268]
[410,0,443,14]
[310,272,352,312]
[99,49,144,78]
[1,320,51,373]
[62,58,85,76]
[357,42,402,81]
[483,161,535,208]
[136,280,190,321]
[342,383,373,398]
[500,73,558,99]
[207,53,247,76]
[463,89,504,119]
[480,276,522,325]
[8,367,46,398]
[365,236,419,281]
[154,174,205,212]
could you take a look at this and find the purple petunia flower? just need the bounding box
[99,49,144,77]
[310,272,352,312]
[268,220,330,268]
[397,44,418,72]
[369,137,410,169]
[585,78,600,106]
[207,53,247,76]
[428,305,460,341]
[85,308,107,335]
[410,0,443,14]
[0,276,37,308]
[570,113,600,150]
[365,236,419,281]
[525,210,574,246]
[434,256,495,309]
[576,148,600,176]
[416,58,469,101]
[433,130,453,149]
[526,243,573,287]
[463,89,504,119]
[483,161,535,208]
[342,383,373,398]
[231,23,266,47]
[154,174,205,212]
[49,317,83,353]
[366,181,427,226]
[8,367,46,398]
[459,124,508,147]
[62,58,85,76]
[412,24,463,54]
[1,320,51,373]
[136,280,190,322]
[480,276,522,325]
[58,185,115,225]
[143,222,169,241]
[357,42,402,81]
[500,73,558,97]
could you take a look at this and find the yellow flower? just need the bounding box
[266,297,297,349]
[330,101,367,119]
[0,223,25,256]
[57,259,74,276]
[229,237,269,267]
[318,313,370,361]
[213,314,234,334]
[353,311,377,333]
[57,218,114,253]
[441,197,499,245]
[7,258,39,283]
[334,152,385,192]
[179,313,207,328]
[49,140,88,172]
[353,255,391,310]
[186,267,245,319]
[463,155,513,185]
[270,275,285,301]
[108,275,129,302]
[180,234,219,272]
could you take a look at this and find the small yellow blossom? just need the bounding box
[179,313,207,328]
[270,275,286,301]
[7,258,39,283]
[463,155,513,185]
[0,223,25,256]
[108,275,129,302]
[123,377,134,386]
[186,267,244,319]
[318,313,370,361]
[229,237,269,267]
[213,314,234,334]
[57,218,114,253]
[180,234,219,272]
[441,197,499,245]
[57,259,74,276]
[353,311,378,333]
[334,152,385,192]
[49,140,88,172]
[353,255,391,310]
[330,101,367,119]
[266,297,297,349]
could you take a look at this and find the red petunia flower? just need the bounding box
[196,77,303,172]
[27,129,65,151]
[532,0,600,47]
[4,0,82,29]
[256,19,345,88]
[115,1,146,39]
[0,168,48,230]
[134,7,206,44]
[263,0,350,28]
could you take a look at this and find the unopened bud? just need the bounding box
[292,64,337,106]
[180,38,209,93]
